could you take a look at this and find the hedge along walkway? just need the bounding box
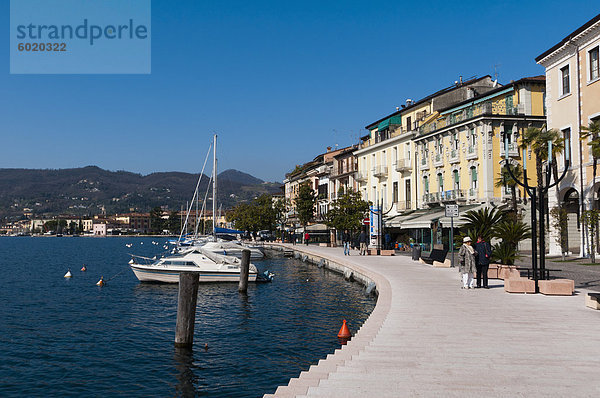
[264,244,600,398]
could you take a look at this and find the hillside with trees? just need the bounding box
[0,166,281,220]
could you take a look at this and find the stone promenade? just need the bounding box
[265,244,600,397]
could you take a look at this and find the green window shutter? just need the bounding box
[471,168,477,181]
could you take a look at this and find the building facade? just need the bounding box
[356,76,497,227]
[536,13,600,255]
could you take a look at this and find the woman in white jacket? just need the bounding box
[458,236,477,289]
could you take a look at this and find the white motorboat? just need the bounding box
[129,247,258,283]
[199,240,265,259]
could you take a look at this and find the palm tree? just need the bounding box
[520,126,564,191]
[495,163,523,215]
[580,121,600,210]
[460,207,506,242]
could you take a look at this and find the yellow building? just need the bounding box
[415,77,545,208]
[536,13,600,255]
[356,76,497,231]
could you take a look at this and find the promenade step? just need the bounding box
[265,244,600,398]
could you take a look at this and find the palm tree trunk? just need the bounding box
[511,184,518,214]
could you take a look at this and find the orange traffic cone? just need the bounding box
[337,319,351,339]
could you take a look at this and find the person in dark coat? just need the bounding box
[358,230,368,255]
[474,235,492,288]
[342,230,351,255]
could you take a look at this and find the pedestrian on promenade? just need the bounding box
[304,232,310,246]
[458,236,477,289]
[291,232,296,245]
[342,229,351,255]
[384,232,391,250]
[359,229,368,255]
[474,235,492,289]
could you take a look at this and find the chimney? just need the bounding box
[406,99,413,106]
[327,146,332,152]
[467,87,474,99]
[459,75,463,84]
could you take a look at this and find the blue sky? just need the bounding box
[1,1,598,182]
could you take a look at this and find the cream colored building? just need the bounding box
[536,13,600,256]
[356,76,496,225]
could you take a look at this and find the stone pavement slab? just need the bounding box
[265,244,600,397]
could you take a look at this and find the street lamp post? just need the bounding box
[505,136,570,292]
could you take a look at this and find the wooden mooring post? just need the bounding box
[238,249,251,293]
[174,271,200,348]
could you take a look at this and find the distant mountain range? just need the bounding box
[0,166,281,220]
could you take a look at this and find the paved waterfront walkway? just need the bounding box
[265,244,600,397]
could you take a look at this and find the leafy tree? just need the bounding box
[167,211,181,234]
[150,207,165,234]
[325,188,370,233]
[273,197,289,241]
[227,194,278,234]
[44,220,58,233]
[583,210,600,263]
[550,206,569,260]
[296,182,316,234]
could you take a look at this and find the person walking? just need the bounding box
[342,229,351,256]
[474,235,492,289]
[458,236,477,289]
[291,232,296,245]
[304,232,310,246]
[358,229,368,256]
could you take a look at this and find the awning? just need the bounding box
[400,209,446,229]
[385,210,427,227]
[438,204,490,228]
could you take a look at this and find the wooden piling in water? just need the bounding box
[174,271,200,348]
[238,249,251,293]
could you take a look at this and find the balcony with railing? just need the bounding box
[433,153,443,167]
[466,144,478,160]
[395,200,412,211]
[468,187,478,198]
[500,142,519,157]
[394,158,411,172]
[355,171,368,182]
[373,165,388,177]
[449,149,459,163]
[419,102,527,136]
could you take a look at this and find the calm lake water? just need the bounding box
[0,237,375,397]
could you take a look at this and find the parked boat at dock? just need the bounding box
[129,246,258,283]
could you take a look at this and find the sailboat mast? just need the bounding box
[212,134,217,237]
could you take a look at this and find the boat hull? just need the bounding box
[130,264,258,283]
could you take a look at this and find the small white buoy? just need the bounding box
[128,258,134,264]
[96,276,105,287]
[140,242,143,245]
[64,269,72,278]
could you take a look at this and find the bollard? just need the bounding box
[175,271,200,348]
[238,249,251,293]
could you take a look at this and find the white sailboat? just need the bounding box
[129,135,262,283]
